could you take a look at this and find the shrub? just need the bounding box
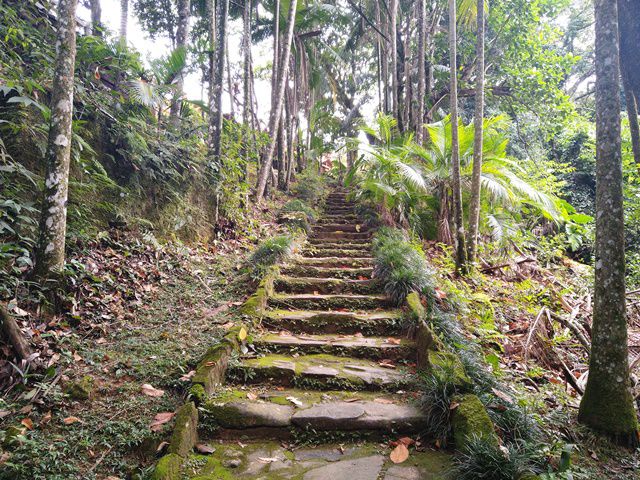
[450,435,542,480]
[372,228,435,305]
[280,200,317,222]
[249,235,294,280]
[292,167,327,205]
[417,365,462,443]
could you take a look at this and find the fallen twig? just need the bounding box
[481,257,536,273]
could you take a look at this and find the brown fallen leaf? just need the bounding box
[156,441,170,453]
[63,416,82,425]
[180,370,196,382]
[21,418,34,430]
[246,392,258,401]
[0,452,11,465]
[385,338,401,345]
[397,437,415,447]
[390,443,409,464]
[141,384,165,397]
[41,411,52,424]
[150,412,175,432]
[374,398,394,405]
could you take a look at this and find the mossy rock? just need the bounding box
[189,383,206,404]
[451,394,499,450]
[427,351,471,390]
[168,402,198,457]
[152,453,183,480]
[405,292,425,323]
[64,375,94,401]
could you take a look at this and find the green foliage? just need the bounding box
[418,364,464,442]
[451,435,543,480]
[249,235,295,280]
[292,166,328,205]
[280,200,317,222]
[372,228,435,305]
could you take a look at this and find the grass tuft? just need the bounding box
[249,235,294,279]
[280,199,317,221]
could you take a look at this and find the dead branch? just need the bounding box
[481,257,536,273]
[549,311,591,354]
[0,304,32,361]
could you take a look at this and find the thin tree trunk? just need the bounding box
[89,0,102,36]
[119,0,128,43]
[242,0,254,182]
[578,0,639,446]
[210,0,230,165]
[618,0,640,166]
[416,0,426,144]
[35,0,78,279]
[467,0,485,267]
[390,0,399,122]
[448,0,467,273]
[622,68,640,166]
[226,43,236,119]
[170,0,191,126]
[255,0,299,201]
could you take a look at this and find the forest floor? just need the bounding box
[0,199,288,479]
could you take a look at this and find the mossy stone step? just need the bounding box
[293,256,374,268]
[318,215,358,223]
[308,236,371,245]
[228,353,414,391]
[181,440,451,479]
[253,332,414,359]
[274,276,379,295]
[201,388,425,434]
[311,231,372,241]
[280,264,373,280]
[306,242,371,251]
[268,293,392,310]
[304,248,375,259]
[314,224,367,233]
[262,309,404,335]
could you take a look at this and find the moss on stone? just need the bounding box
[189,383,206,403]
[64,375,94,401]
[451,394,499,450]
[168,402,198,457]
[406,292,425,323]
[152,453,183,480]
[427,351,471,390]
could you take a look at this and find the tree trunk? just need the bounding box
[210,0,229,165]
[34,0,78,279]
[578,0,639,446]
[119,0,128,43]
[1,305,33,362]
[467,0,485,267]
[255,0,299,202]
[169,0,191,126]
[89,0,102,36]
[617,0,640,165]
[448,0,467,273]
[416,0,426,144]
[390,0,399,122]
[242,0,254,182]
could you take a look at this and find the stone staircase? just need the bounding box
[182,188,450,479]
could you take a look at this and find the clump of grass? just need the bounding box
[372,227,435,305]
[249,235,294,279]
[281,199,317,222]
[417,364,463,443]
[450,435,543,480]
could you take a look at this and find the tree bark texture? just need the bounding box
[119,0,128,42]
[578,0,639,445]
[35,0,78,279]
[169,0,191,125]
[618,0,640,165]
[210,0,229,166]
[416,0,426,144]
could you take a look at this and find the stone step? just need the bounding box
[306,242,371,251]
[201,388,425,436]
[304,248,374,258]
[308,236,371,245]
[228,353,414,391]
[280,264,373,280]
[294,256,374,268]
[253,332,414,360]
[311,231,372,241]
[268,293,391,310]
[274,276,379,295]
[262,309,404,335]
[314,223,368,233]
[318,214,358,222]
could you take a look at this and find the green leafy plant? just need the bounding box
[249,235,295,279]
[281,199,317,222]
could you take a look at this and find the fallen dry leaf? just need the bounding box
[247,392,258,401]
[180,370,196,382]
[41,411,52,424]
[386,338,401,345]
[286,396,304,407]
[150,412,175,432]
[374,398,394,405]
[258,457,280,463]
[63,416,82,425]
[21,418,33,430]
[156,441,170,453]
[141,384,165,397]
[389,444,409,464]
[238,327,248,341]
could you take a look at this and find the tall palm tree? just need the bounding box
[255,0,299,201]
[35,0,78,278]
[467,0,486,266]
[578,0,639,445]
[448,0,467,272]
